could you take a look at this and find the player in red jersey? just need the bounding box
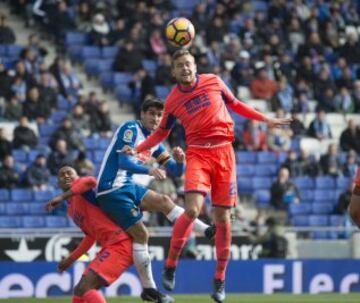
[123,49,291,302]
[349,167,360,227]
[46,166,174,303]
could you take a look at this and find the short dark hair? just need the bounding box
[171,49,193,67]
[141,96,164,112]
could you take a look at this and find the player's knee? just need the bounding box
[159,194,174,211]
[133,227,149,244]
[185,207,200,219]
[74,280,89,296]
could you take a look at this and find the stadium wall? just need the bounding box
[1,260,360,298]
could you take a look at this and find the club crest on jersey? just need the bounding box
[123,129,134,143]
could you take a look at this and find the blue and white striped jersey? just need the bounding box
[96,120,167,196]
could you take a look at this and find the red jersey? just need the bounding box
[136,74,267,152]
[67,177,130,260]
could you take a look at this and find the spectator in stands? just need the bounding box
[250,68,278,101]
[0,128,12,161]
[336,67,354,90]
[270,167,300,211]
[25,154,51,191]
[75,1,93,30]
[27,33,48,61]
[340,119,360,153]
[37,72,58,110]
[0,63,12,99]
[289,111,306,137]
[282,150,301,178]
[73,151,94,176]
[314,67,336,101]
[318,88,336,112]
[11,76,27,102]
[0,155,20,188]
[114,40,143,73]
[58,62,81,99]
[69,104,91,138]
[109,18,126,46]
[242,120,268,151]
[296,57,314,86]
[334,87,355,113]
[23,86,51,122]
[342,150,358,179]
[50,118,84,151]
[319,143,342,177]
[92,101,112,137]
[336,183,353,215]
[20,48,39,76]
[307,108,332,140]
[340,32,360,65]
[273,76,294,112]
[130,69,155,103]
[352,80,360,112]
[89,13,110,47]
[149,29,167,57]
[0,14,15,44]
[47,139,74,175]
[4,95,23,121]
[12,116,38,149]
[267,127,291,153]
[231,50,253,87]
[155,53,173,86]
[51,0,76,41]
[297,148,319,177]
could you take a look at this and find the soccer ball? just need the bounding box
[165,17,195,48]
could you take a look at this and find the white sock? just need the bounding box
[167,205,209,233]
[133,243,156,289]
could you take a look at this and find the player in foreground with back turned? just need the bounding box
[349,167,360,227]
[46,166,174,303]
[123,50,291,302]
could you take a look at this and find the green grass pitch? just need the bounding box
[1,294,360,303]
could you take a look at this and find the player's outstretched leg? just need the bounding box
[141,288,175,303]
[73,271,107,303]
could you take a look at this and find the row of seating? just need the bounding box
[0,189,61,202]
[0,215,74,228]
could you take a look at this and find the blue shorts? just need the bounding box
[97,184,149,230]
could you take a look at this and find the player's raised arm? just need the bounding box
[218,76,292,127]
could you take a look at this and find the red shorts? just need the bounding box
[185,143,237,207]
[84,239,133,285]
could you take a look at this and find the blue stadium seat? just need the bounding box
[34,190,54,202]
[314,190,336,202]
[65,31,89,46]
[289,203,312,216]
[49,176,59,188]
[22,216,45,228]
[0,216,22,228]
[336,177,351,190]
[294,177,315,189]
[0,203,5,214]
[50,111,67,124]
[252,177,272,190]
[255,190,271,206]
[101,46,118,59]
[100,72,114,90]
[28,203,47,215]
[0,189,10,202]
[256,152,277,163]
[0,45,6,56]
[80,46,101,62]
[142,59,157,75]
[39,123,58,137]
[12,149,28,163]
[254,164,277,177]
[94,151,105,164]
[45,216,68,228]
[83,137,98,150]
[329,215,345,226]
[84,59,113,77]
[253,1,269,11]
[309,215,329,226]
[312,232,329,240]
[68,45,83,62]
[11,189,33,202]
[236,164,255,177]
[155,85,171,99]
[6,44,23,57]
[115,84,134,103]
[57,95,72,110]
[291,215,309,227]
[113,72,133,85]
[311,202,334,214]
[5,203,29,215]
[315,176,336,189]
[99,138,111,150]
[237,177,253,193]
[236,151,256,164]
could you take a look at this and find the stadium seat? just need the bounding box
[291,215,309,227]
[311,202,334,214]
[5,203,29,215]
[99,138,111,150]
[142,59,157,75]
[0,216,22,228]
[50,111,67,124]
[289,203,312,216]
[11,189,33,202]
[45,216,68,228]
[101,46,118,59]
[256,152,277,164]
[309,215,329,226]
[84,59,113,77]
[237,177,253,193]
[294,177,315,189]
[38,123,58,137]
[115,84,134,104]
[34,190,54,202]
[80,46,101,62]
[28,203,47,215]
[236,164,255,177]
[22,216,45,228]
[254,164,277,177]
[0,203,5,214]
[0,189,10,202]
[314,190,336,202]
[113,72,133,85]
[252,177,272,190]
[57,95,72,111]
[6,44,23,57]
[329,215,345,226]
[155,85,171,99]
[315,176,336,189]
[65,31,89,46]
[83,137,98,150]
[236,151,256,164]
[336,177,351,190]
[100,72,115,90]
[255,190,271,206]
[0,45,6,56]
[94,151,105,164]
[12,149,28,163]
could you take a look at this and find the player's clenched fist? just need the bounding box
[172,147,185,163]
